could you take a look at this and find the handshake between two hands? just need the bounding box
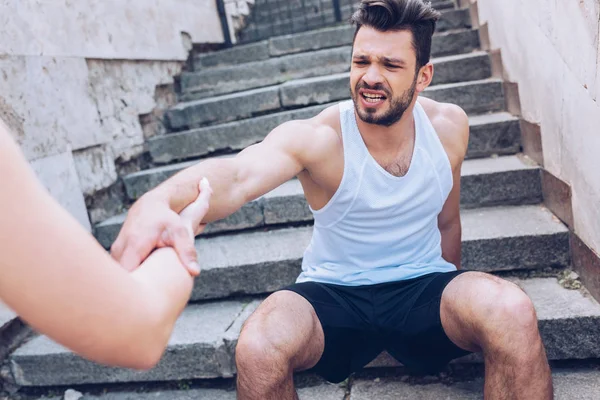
[110,177,213,277]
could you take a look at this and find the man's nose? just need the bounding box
[362,65,384,87]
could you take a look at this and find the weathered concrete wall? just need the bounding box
[0,0,224,60]
[468,0,600,253]
[0,0,232,227]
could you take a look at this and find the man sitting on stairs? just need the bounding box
[111,0,553,398]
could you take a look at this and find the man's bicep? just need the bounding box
[233,121,307,202]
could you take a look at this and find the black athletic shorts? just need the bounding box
[280,270,471,383]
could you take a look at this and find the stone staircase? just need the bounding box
[6,2,600,399]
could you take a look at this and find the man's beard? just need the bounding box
[352,75,418,127]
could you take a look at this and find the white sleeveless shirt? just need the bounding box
[298,100,457,286]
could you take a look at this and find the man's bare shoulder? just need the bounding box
[418,97,469,166]
[266,104,341,167]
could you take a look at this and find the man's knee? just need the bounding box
[473,278,540,349]
[235,291,322,375]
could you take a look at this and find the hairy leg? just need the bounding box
[235,291,325,400]
[440,272,552,399]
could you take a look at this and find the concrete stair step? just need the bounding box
[97,155,542,248]
[248,0,471,28]
[96,204,570,301]
[34,382,346,400]
[167,76,503,131]
[151,106,520,164]
[190,205,568,300]
[9,276,598,387]
[194,26,480,69]
[350,369,600,399]
[121,151,537,203]
[29,369,600,399]
[239,4,466,42]
[180,50,491,98]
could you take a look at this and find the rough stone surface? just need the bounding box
[460,155,542,208]
[11,278,600,387]
[149,104,329,163]
[86,59,183,162]
[266,26,479,59]
[166,86,281,130]
[435,8,472,32]
[30,151,92,231]
[34,382,345,399]
[467,113,521,158]
[149,109,519,164]
[351,369,600,399]
[0,0,223,60]
[186,205,569,301]
[99,156,545,248]
[123,160,197,200]
[430,52,491,86]
[72,145,118,196]
[194,41,270,69]
[184,49,489,99]
[461,205,570,271]
[431,29,481,57]
[422,78,505,114]
[280,73,350,107]
[10,301,251,386]
[183,46,352,97]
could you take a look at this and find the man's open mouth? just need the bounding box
[360,91,387,104]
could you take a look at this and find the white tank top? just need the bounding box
[298,100,457,286]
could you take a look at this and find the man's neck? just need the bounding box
[355,100,418,155]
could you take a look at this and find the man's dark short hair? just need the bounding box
[351,0,441,70]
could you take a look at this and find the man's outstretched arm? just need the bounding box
[111,120,318,272]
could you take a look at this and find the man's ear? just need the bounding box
[416,63,434,93]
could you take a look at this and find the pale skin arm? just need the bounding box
[434,104,470,269]
[111,119,330,272]
[0,123,212,370]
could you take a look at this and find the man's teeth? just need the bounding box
[362,93,384,103]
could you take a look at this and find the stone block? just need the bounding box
[12,277,600,387]
[435,8,472,32]
[422,79,505,114]
[194,41,270,69]
[461,156,542,208]
[203,200,265,235]
[10,301,248,386]
[351,370,600,399]
[149,104,328,163]
[30,151,91,231]
[100,155,545,249]
[461,205,569,271]
[123,160,198,200]
[166,86,281,131]
[430,52,491,86]
[36,381,345,399]
[149,108,518,165]
[280,73,350,107]
[467,113,521,158]
[193,227,311,301]
[0,56,102,160]
[182,46,352,98]
[269,26,355,57]
[72,145,118,196]
[431,29,480,57]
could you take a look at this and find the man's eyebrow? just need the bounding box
[381,56,407,66]
[352,54,369,60]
